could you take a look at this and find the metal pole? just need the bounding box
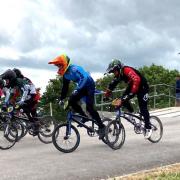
[101,94,103,111]
[94,94,97,106]
[175,85,177,106]
[169,88,171,107]
[50,102,53,116]
[154,86,156,109]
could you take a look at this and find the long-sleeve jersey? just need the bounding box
[2,78,36,104]
[60,64,94,100]
[15,78,36,102]
[108,66,149,100]
[1,87,11,104]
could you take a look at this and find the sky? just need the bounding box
[0,0,180,92]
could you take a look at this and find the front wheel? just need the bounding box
[101,118,111,144]
[148,116,163,143]
[52,123,80,153]
[105,120,126,150]
[0,123,18,150]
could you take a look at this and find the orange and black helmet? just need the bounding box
[48,54,71,75]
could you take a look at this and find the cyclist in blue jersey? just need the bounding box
[48,54,105,139]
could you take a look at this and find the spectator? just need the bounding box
[175,75,180,106]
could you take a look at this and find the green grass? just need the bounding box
[109,163,180,180]
[144,172,180,180]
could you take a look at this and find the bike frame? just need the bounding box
[66,110,98,136]
[115,108,145,128]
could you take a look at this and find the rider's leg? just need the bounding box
[86,101,104,129]
[84,84,104,128]
[21,103,34,122]
[137,92,151,129]
[137,91,152,138]
[85,87,105,139]
[24,99,39,135]
[69,89,87,118]
[123,101,134,113]
[24,98,38,121]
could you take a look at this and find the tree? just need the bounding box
[40,76,75,121]
[95,64,179,109]
[41,64,180,121]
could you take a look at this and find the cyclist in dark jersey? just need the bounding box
[48,54,105,139]
[0,69,39,135]
[104,59,152,138]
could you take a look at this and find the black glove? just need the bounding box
[58,100,64,106]
[72,89,79,96]
[121,93,135,102]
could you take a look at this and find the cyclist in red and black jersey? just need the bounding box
[104,59,152,138]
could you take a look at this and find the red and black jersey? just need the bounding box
[108,66,149,100]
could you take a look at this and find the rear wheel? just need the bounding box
[148,116,163,143]
[101,118,111,144]
[38,115,57,144]
[52,123,80,153]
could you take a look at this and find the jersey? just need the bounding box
[60,64,94,100]
[108,66,149,100]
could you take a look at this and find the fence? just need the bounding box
[95,84,176,111]
[47,84,177,116]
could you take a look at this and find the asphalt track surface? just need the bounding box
[0,110,180,180]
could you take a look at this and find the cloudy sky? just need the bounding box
[0,0,180,92]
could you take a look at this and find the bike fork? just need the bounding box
[66,118,72,137]
[4,124,9,136]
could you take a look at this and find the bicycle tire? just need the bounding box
[38,116,57,144]
[12,121,25,141]
[13,117,29,139]
[148,116,163,143]
[0,123,18,150]
[105,120,126,150]
[52,123,80,153]
[19,121,28,138]
[101,118,111,144]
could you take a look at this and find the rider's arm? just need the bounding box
[20,84,30,102]
[3,87,11,104]
[108,78,119,91]
[60,77,70,100]
[121,86,135,102]
[104,78,120,98]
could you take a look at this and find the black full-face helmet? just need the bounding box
[13,68,24,78]
[106,59,123,74]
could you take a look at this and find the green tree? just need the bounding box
[41,64,180,120]
[41,76,75,121]
[95,64,179,109]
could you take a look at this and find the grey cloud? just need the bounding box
[0,0,180,75]
[14,18,43,52]
[0,32,11,46]
[0,57,51,71]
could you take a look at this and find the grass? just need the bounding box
[108,163,180,180]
